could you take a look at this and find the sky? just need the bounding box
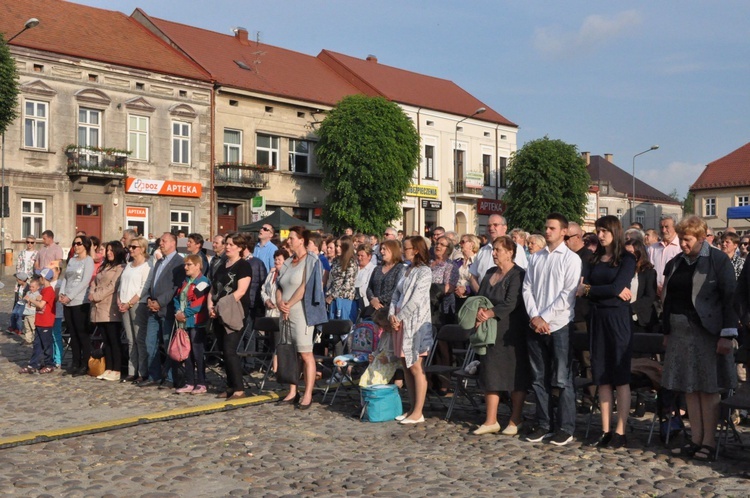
[73,0,750,200]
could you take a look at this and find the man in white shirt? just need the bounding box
[469,214,528,282]
[522,213,581,447]
[647,215,681,298]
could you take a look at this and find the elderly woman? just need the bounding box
[721,232,745,279]
[472,236,531,436]
[527,234,546,255]
[117,236,152,383]
[366,240,406,313]
[578,215,636,449]
[59,235,95,376]
[663,216,738,462]
[455,234,480,312]
[390,236,434,424]
[208,232,253,400]
[262,249,291,318]
[326,237,358,322]
[276,227,326,409]
[89,241,127,381]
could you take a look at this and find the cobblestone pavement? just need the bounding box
[0,272,748,497]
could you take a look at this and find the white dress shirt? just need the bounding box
[647,237,681,291]
[522,242,581,333]
[469,242,528,282]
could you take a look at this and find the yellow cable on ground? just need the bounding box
[0,392,280,450]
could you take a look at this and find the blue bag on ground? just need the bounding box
[360,384,402,422]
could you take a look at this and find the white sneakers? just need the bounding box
[96,370,121,381]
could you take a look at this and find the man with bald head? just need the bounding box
[469,214,527,282]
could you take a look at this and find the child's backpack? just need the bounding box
[348,320,380,355]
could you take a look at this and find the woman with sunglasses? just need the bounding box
[89,241,127,381]
[117,236,152,383]
[59,235,95,376]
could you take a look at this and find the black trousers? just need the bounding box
[214,319,244,395]
[98,321,122,372]
[64,304,91,369]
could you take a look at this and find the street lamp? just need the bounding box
[631,145,659,225]
[2,18,41,269]
[453,107,485,232]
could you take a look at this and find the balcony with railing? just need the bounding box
[214,162,271,190]
[449,179,484,198]
[65,145,129,179]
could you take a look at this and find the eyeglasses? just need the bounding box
[438,243,450,248]
[742,242,749,246]
[26,241,34,244]
[128,245,139,250]
[260,227,271,232]
[564,234,580,241]
[72,241,83,246]
[403,246,413,251]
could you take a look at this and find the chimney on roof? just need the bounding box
[366,54,378,63]
[581,152,590,165]
[604,153,613,163]
[233,27,250,46]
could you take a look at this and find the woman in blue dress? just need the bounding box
[578,215,636,449]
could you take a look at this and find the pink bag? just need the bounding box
[168,327,192,362]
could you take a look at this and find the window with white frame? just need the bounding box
[223,129,242,163]
[24,100,48,149]
[737,195,749,207]
[599,207,608,216]
[424,145,435,179]
[78,108,101,165]
[704,197,716,217]
[170,210,191,234]
[172,121,191,165]
[636,209,646,225]
[256,134,280,168]
[22,199,45,238]
[288,139,310,173]
[128,115,149,161]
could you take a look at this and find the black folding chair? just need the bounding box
[237,316,279,393]
[424,324,474,409]
[315,319,353,402]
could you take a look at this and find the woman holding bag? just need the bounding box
[276,226,327,409]
[173,254,210,394]
[89,241,127,381]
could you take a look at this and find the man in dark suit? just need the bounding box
[139,232,185,387]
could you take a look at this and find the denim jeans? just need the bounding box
[10,302,24,331]
[30,327,54,369]
[145,313,174,382]
[52,317,63,366]
[184,326,206,387]
[526,323,576,435]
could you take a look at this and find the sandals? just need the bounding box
[38,366,55,374]
[671,441,701,458]
[692,445,716,462]
[18,366,37,374]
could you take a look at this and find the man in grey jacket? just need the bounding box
[139,232,185,387]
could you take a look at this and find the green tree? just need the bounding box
[316,95,420,234]
[503,136,590,232]
[682,191,695,215]
[0,34,20,135]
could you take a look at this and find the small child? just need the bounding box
[19,268,57,374]
[359,308,400,387]
[8,272,29,335]
[22,276,41,345]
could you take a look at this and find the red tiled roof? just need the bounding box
[140,13,360,106]
[318,50,517,128]
[587,155,679,205]
[690,141,750,191]
[0,0,209,81]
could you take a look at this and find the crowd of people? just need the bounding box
[8,212,749,461]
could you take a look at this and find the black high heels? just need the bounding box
[278,393,300,405]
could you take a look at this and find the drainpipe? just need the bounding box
[210,85,216,237]
[415,107,422,236]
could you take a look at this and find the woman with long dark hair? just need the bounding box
[389,236,433,424]
[624,238,658,334]
[59,235,95,376]
[326,236,358,322]
[578,215,636,449]
[89,241,127,381]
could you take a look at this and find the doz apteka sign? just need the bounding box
[125,177,202,198]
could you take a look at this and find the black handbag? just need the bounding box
[275,319,299,385]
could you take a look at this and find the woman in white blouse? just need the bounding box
[117,236,152,383]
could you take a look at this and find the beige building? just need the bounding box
[2,0,213,256]
[690,141,750,234]
[584,153,682,231]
